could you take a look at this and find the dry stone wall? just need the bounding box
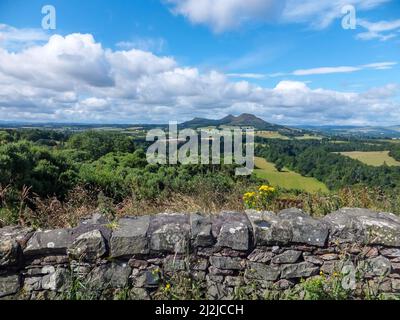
[1,208,400,300]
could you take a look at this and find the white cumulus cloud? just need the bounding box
[0,27,399,125]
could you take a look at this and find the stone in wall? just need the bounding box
[110,216,150,258]
[245,208,329,247]
[0,274,20,298]
[149,213,190,253]
[212,212,252,251]
[24,228,73,256]
[278,208,329,247]
[246,210,291,246]
[1,226,33,268]
[324,208,400,246]
[68,230,107,261]
[190,214,214,247]
[87,263,132,290]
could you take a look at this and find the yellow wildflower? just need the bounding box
[243,192,256,201]
[243,185,277,210]
[259,185,276,193]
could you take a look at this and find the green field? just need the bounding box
[294,134,323,140]
[256,131,290,139]
[378,139,400,144]
[256,131,323,141]
[337,151,400,167]
[253,157,329,193]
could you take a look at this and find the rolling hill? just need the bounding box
[179,113,303,135]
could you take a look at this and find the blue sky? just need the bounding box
[0,0,399,125]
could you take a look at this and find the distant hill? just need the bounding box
[298,125,400,139]
[180,113,302,134]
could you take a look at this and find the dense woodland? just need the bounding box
[2,128,400,228]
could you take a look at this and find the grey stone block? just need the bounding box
[110,216,150,257]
